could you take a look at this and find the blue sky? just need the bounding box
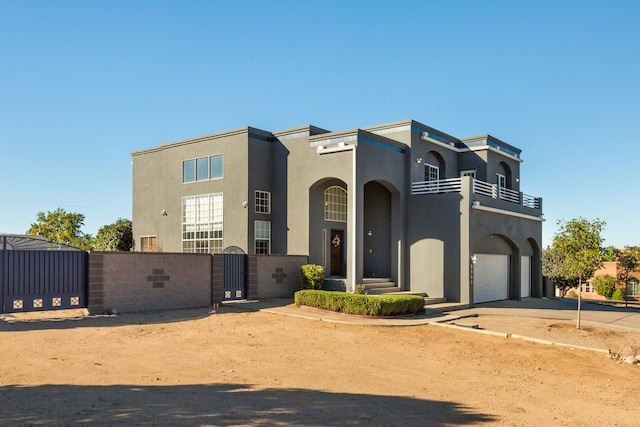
[1,1,638,248]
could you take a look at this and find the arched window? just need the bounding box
[324,186,347,222]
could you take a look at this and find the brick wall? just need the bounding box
[248,255,307,299]
[88,252,212,314]
[88,252,307,314]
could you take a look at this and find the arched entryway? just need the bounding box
[473,234,519,303]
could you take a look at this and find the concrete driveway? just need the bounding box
[455,297,640,331]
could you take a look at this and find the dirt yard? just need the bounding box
[1,305,640,426]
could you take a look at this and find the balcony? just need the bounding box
[411,178,542,211]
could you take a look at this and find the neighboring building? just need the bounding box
[577,261,640,301]
[131,119,543,305]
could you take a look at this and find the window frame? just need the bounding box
[324,186,347,222]
[140,235,157,252]
[182,193,224,253]
[182,154,224,183]
[255,190,271,214]
[254,220,271,254]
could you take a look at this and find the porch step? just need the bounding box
[361,278,427,297]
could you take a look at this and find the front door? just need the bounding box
[330,229,343,276]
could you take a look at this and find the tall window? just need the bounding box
[255,190,271,214]
[497,173,506,198]
[182,193,223,253]
[425,164,439,181]
[140,236,157,252]
[183,154,224,183]
[254,220,271,254]
[325,186,347,222]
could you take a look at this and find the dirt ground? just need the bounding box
[1,305,640,427]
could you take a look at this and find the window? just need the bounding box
[196,157,209,181]
[182,193,223,253]
[425,164,439,181]
[583,281,593,293]
[183,155,224,183]
[183,160,195,183]
[254,220,271,254]
[497,173,506,198]
[140,236,157,252]
[255,190,271,214]
[325,186,347,222]
[210,154,223,179]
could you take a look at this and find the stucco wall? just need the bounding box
[247,255,308,299]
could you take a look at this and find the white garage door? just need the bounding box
[521,256,531,298]
[474,254,509,303]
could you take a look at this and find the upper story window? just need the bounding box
[183,154,224,183]
[425,164,439,182]
[325,186,347,222]
[255,190,271,214]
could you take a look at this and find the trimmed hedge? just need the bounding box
[294,290,425,316]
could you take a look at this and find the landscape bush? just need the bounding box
[294,290,425,316]
[565,290,578,298]
[611,288,626,301]
[592,274,616,299]
[300,264,324,290]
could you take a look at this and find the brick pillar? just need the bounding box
[211,254,223,304]
[247,255,258,299]
[87,252,104,315]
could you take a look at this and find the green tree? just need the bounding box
[601,245,618,262]
[617,246,640,306]
[543,218,605,328]
[26,208,94,250]
[94,219,133,251]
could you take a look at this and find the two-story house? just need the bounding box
[131,119,543,305]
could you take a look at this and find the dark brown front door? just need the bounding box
[330,229,343,276]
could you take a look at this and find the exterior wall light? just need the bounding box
[471,254,477,264]
[161,209,168,216]
[416,158,423,164]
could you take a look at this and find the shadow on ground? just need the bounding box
[0,383,495,426]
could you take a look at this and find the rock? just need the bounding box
[624,356,638,365]
[617,342,640,358]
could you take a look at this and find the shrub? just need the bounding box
[301,264,324,290]
[592,274,616,299]
[354,284,367,295]
[612,288,626,301]
[294,290,425,316]
[565,290,578,298]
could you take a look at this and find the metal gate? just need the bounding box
[221,246,247,300]
[1,235,88,314]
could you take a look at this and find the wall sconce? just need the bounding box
[241,201,248,208]
[471,254,477,264]
[416,158,423,164]
[161,209,168,216]
[367,230,373,237]
[515,177,520,183]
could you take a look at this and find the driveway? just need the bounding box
[454,297,640,331]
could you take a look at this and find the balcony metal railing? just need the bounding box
[411,178,541,210]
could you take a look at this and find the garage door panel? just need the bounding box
[474,254,508,303]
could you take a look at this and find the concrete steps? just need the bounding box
[362,279,450,307]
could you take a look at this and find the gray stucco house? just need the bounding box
[132,119,543,305]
